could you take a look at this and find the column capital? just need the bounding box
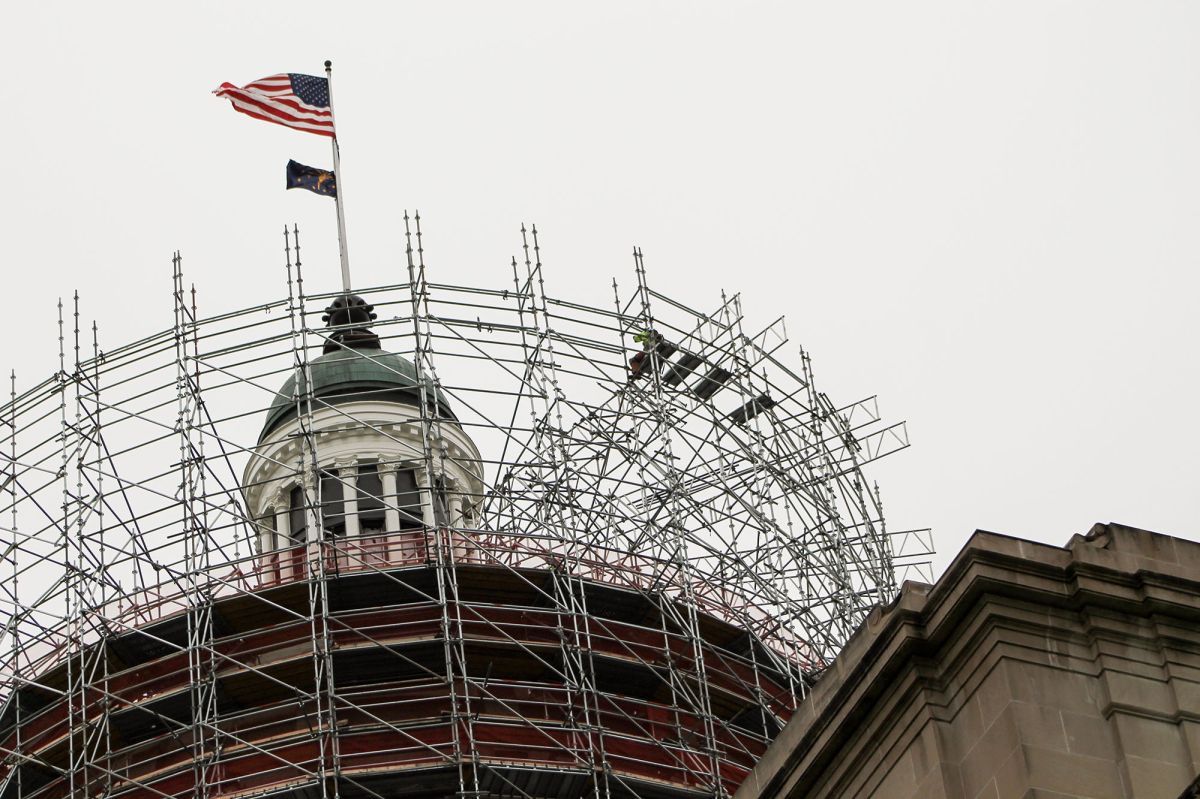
[332,457,359,474]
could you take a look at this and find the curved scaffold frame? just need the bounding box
[0,219,932,799]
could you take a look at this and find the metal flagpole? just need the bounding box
[325,60,352,294]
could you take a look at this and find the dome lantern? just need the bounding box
[242,294,483,560]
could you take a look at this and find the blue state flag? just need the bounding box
[286,159,337,198]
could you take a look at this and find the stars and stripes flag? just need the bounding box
[213,74,335,137]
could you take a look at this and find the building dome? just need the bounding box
[259,344,455,441]
[243,293,483,559]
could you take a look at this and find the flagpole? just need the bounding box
[325,60,352,294]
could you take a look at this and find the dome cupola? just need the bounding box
[242,294,483,565]
[258,295,455,442]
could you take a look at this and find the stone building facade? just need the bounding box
[733,523,1200,799]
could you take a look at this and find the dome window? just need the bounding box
[395,467,423,530]
[357,463,385,534]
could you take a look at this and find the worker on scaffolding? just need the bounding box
[628,328,663,381]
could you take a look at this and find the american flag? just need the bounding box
[213,74,335,137]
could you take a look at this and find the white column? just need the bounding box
[270,490,288,550]
[302,474,321,577]
[303,475,319,544]
[275,502,291,546]
[445,477,468,563]
[254,502,276,585]
[275,503,293,581]
[415,468,436,528]
[257,508,274,555]
[335,461,360,572]
[415,467,437,565]
[339,461,361,538]
[379,462,403,564]
[380,463,401,533]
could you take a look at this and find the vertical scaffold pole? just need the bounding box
[71,292,101,798]
[403,211,480,798]
[174,253,218,799]
[7,369,21,799]
[287,225,343,799]
[56,297,80,799]
[89,317,114,796]
[517,224,605,798]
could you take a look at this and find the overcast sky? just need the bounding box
[3,2,1197,576]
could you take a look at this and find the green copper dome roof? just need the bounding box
[259,346,454,441]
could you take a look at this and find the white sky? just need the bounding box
[3,2,1198,577]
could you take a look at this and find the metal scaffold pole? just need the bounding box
[175,254,219,799]
[6,370,20,799]
[286,226,344,799]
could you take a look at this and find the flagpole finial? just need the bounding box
[325,60,332,70]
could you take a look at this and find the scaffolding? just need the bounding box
[0,219,932,799]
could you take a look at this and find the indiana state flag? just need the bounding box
[286,159,337,197]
